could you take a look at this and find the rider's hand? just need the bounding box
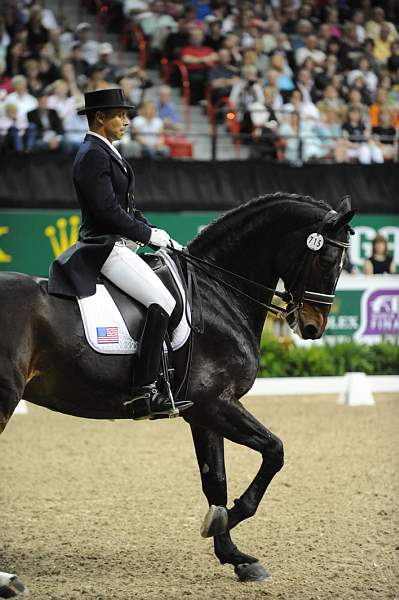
[169,238,184,251]
[149,228,171,248]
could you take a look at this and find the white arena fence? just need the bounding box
[248,373,399,406]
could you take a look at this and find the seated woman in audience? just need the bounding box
[132,100,170,158]
[339,107,383,164]
[371,108,397,161]
[6,74,38,120]
[119,75,145,108]
[349,74,373,106]
[346,87,370,126]
[222,33,242,69]
[347,56,378,94]
[26,5,49,55]
[267,52,295,100]
[278,110,304,164]
[0,101,35,152]
[313,107,343,161]
[316,84,347,124]
[263,68,284,109]
[63,95,87,151]
[60,61,81,98]
[282,88,319,123]
[37,42,61,87]
[364,234,396,274]
[47,78,76,120]
[23,58,43,96]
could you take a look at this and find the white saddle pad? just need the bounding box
[77,250,191,355]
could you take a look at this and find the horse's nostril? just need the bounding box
[303,324,319,339]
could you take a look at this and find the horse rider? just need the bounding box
[48,88,192,419]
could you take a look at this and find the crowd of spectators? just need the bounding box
[0,0,171,156]
[126,0,399,163]
[0,0,398,164]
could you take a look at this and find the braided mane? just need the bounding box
[189,192,332,251]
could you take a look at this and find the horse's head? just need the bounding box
[279,196,355,340]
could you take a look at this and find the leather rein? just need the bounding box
[169,209,352,323]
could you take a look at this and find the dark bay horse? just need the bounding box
[0,192,354,594]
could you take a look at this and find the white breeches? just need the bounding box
[100,243,176,316]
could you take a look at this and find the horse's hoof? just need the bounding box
[0,574,29,598]
[200,505,228,538]
[235,562,272,582]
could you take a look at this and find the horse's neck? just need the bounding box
[190,199,301,282]
[189,201,289,337]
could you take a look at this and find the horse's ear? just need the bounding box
[337,195,352,214]
[332,209,357,231]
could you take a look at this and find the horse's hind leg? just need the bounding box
[0,376,29,597]
[191,424,270,581]
[0,370,25,435]
[0,386,21,435]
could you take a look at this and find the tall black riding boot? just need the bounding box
[128,303,193,420]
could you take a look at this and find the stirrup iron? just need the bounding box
[161,349,179,418]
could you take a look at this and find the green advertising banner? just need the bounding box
[0,210,398,277]
[0,209,397,343]
[0,210,220,276]
[325,289,364,337]
[323,277,399,343]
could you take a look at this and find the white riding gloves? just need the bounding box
[150,229,184,251]
[149,228,171,248]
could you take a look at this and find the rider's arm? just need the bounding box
[133,207,154,228]
[75,149,152,244]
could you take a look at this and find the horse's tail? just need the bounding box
[0,272,44,409]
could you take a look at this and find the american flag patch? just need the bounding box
[96,326,119,344]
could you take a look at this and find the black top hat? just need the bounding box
[77,88,135,115]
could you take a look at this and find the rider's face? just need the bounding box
[101,109,129,142]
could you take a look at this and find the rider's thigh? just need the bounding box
[101,245,176,315]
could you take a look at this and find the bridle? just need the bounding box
[168,208,352,324]
[283,208,352,317]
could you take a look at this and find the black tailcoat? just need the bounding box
[48,133,153,297]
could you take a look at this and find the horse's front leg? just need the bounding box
[198,400,284,564]
[190,423,270,581]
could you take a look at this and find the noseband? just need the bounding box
[169,208,352,324]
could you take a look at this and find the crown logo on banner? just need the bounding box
[44,215,80,257]
[0,226,12,263]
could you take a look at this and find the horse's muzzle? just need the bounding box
[298,303,328,340]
